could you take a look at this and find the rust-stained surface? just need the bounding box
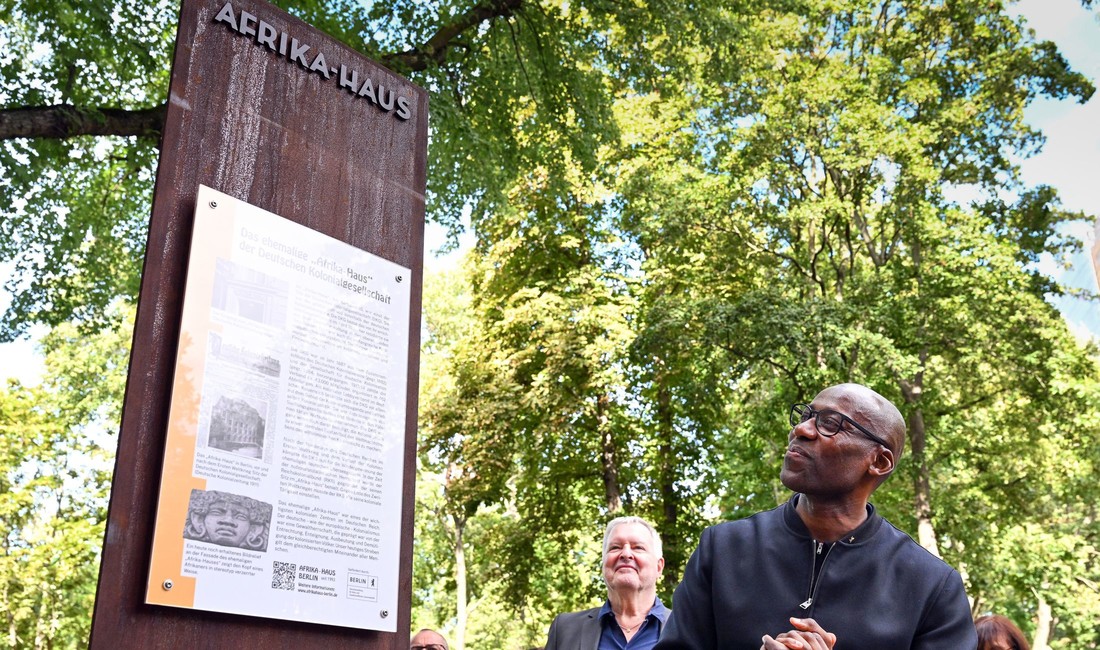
[89,0,426,646]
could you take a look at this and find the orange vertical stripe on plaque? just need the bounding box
[145,189,237,607]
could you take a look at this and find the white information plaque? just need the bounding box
[145,185,410,631]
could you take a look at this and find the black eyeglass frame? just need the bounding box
[411,645,447,650]
[790,403,891,449]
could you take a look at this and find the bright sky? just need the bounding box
[1011,0,1100,340]
[1,1,1097,385]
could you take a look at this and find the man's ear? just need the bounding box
[869,446,895,478]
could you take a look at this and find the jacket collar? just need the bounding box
[781,493,884,546]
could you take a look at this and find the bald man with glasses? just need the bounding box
[410,629,448,650]
[655,383,977,650]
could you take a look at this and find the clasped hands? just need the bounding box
[760,617,836,650]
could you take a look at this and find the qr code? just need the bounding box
[272,561,296,590]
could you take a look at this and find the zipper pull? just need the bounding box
[816,541,823,555]
[799,598,813,610]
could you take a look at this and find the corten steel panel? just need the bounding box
[89,0,427,646]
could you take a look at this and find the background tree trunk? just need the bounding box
[599,393,622,513]
[453,514,468,650]
[1033,591,1053,650]
[656,371,679,593]
[900,375,941,557]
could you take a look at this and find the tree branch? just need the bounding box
[0,104,167,141]
[382,0,523,72]
[0,0,525,141]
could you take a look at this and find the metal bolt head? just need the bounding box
[209,201,218,209]
[379,609,388,619]
[163,579,174,591]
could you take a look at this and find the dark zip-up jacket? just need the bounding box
[655,495,977,649]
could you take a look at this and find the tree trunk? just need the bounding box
[900,375,941,557]
[899,239,942,556]
[909,406,941,556]
[453,514,468,650]
[33,580,50,650]
[656,371,679,592]
[6,577,16,648]
[1032,591,1052,650]
[598,393,622,513]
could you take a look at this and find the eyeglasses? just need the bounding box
[790,403,890,448]
[411,645,446,650]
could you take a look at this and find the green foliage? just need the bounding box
[0,304,132,649]
[0,0,174,339]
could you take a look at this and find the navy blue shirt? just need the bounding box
[597,597,670,650]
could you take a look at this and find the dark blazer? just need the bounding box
[545,599,670,650]
[544,607,601,650]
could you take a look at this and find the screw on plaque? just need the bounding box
[380,610,389,618]
[209,201,218,209]
[395,275,403,283]
[162,579,174,591]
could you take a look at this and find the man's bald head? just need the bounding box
[410,629,448,650]
[814,383,906,459]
